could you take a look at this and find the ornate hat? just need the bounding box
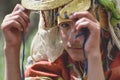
[21,0,71,10]
[21,0,91,10]
[58,0,91,24]
[21,0,120,63]
[22,0,91,24]
[21,0,91,62]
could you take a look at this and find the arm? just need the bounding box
[1,4,30,80]
[70,11,105,80]
[87,52,104,80]
[4,46,21,80]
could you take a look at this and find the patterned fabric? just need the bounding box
[25,52,69,80]
[25,50,120,80]
[105,51,120,80]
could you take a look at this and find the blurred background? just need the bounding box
[0,0,39,79]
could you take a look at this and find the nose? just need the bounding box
[68,30,83,46]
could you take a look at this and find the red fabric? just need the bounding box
[25,51,120,80]
[25,53,70,80]
[105,51,120,80]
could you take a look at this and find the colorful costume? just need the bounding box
[21,0,120,80]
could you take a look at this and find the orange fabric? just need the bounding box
[25,53,70,80]
[105,51,120,80]
[25,51,120,80]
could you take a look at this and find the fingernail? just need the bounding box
[18,7,24,12]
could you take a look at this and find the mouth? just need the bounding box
[67,41,82,48]
[67,47,82,54]
[68,47,82,50]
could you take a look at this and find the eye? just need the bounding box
[59,22,72,29]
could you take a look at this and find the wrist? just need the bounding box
[4,44,21,57]
[87,51,102,61]
[5,41,21,48]
[4,45,21,80]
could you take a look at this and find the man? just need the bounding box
[1,0,120,80]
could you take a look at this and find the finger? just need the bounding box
[75,21,90,31]
[5,11,30,26]
[9,9,30,24]
[12,4,30,23]
[73,18,89,32]
[24,9,30,16]
[1,20,23,32]
[75,17,90,28]
[13,4,30,16]
[69,11,97,22]
[75,20,100,35]
[3,14,30,32]
[19,10,30,25]
[24,23,30,33]
[12,4,25,12]
[5,15,28,30]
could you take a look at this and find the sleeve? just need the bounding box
[25,54,70,80]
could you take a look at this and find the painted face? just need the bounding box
[59,21,84,61]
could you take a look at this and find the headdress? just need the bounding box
[21,0,120,63]
[21,0,92,62]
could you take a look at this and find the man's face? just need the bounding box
[59,21,84,61]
